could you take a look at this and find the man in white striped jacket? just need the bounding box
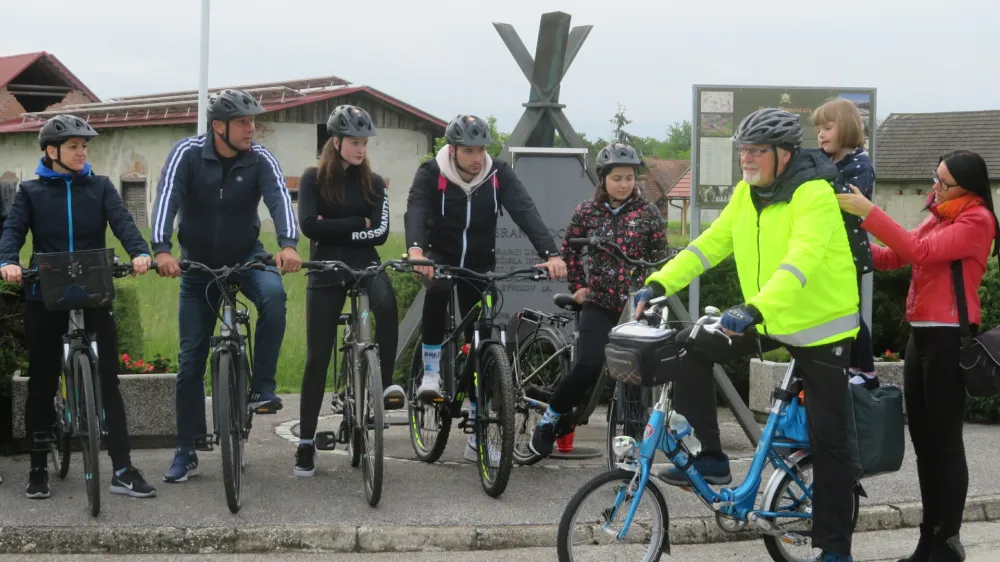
[150,88,302,484]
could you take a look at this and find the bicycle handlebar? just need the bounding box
[568,236,676,269]
[178,255,276,275]
[19,260,159,283]
[301,257,419,278]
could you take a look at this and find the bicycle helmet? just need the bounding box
[327,105,376,138]
[445,114,491,146]
[596,142,643,175]
[38,115,98,149]
[207,89,265,122]
[732,108,803,149]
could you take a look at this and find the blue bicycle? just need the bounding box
[556,301,860,562]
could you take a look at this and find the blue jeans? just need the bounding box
[174,262,287,447]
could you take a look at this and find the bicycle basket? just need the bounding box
[35,248,116,311]
[604,321,685,387]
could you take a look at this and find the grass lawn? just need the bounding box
[17,218,686,394]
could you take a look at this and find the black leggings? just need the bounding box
[298,272,398,441]
[849,273,875,373]
[549,304,619,414]
[25,301,132,470]
[904,326,969,537]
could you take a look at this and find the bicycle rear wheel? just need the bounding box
[217,351,243,514]
[53,376,72,479]
[606,382,651,469]
[512,326,568,466]
[75,353,101,517]
[361,348,384,507]
[475,342,516,498]
[406,335,451,462]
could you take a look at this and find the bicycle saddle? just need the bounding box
[553,293,582,312]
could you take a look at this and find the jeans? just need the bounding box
[174,262,287,447]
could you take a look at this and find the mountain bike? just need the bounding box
[510,237,675,467]
[22,248,148,517]
[182,254,275,514]
[405,259,550,497]
[556,304,861,562]
[304,257,417,507]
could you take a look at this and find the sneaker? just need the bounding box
[820,552,853,562]
[249,391,283,414]
[25,467,50,499]
[528,422,557,458]
[464,435,500,468]
[110,466,157,498]
[294,444,316,477]
[656,452,732,486]
[163,447,199,483]
[417,372,443,401]
[383,384,406,410]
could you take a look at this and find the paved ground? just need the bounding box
[1,393,999,555]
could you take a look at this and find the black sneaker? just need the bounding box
[25,467,50,499]
[528,422,557,458]
[111,466,157,498]
[294,444,316,477]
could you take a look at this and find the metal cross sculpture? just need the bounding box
[493,11,598,183]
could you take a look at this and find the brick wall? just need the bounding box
[0,89,27,120]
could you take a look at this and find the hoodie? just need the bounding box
[0,158,150,300]
[404,149,558,270]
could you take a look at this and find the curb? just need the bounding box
[2,495,999,554]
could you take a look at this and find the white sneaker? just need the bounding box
[417,372,443,401]
[464,435,500,468]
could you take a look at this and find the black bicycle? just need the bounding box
[182,254,276,514]
[510,237,676,468]
[303,257,419,507]
[405,259,550,497]
[22,248,147,517]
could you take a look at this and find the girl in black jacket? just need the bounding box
[293,106,403,477]
[0,115,156,500]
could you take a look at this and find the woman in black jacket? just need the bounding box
[0,115,156,500]
[293,105,403,477]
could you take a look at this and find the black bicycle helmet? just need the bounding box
[732,108,803,148]
[327,105,376,138]
[38,115,98,149]
[445,114,491,146]
[596,142,643,174]
[207,88,265,122]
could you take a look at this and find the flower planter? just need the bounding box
[749,359,906,422]
[10,371,177,449]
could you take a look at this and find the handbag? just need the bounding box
[951,261,1000,397]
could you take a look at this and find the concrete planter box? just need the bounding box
[11,372,177,449]
[749,359,905,421]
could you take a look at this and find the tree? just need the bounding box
[420,116,509,163]
[609,103,633,144]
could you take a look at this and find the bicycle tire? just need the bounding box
[343,349,362,469]
[761,456,860,562]
[476,342,516,498]
[361,348,384,507]
[556,468,669,562]
[54,377,72,479]
[76,353,101,517]
[217,351,243,514]
[406,335,451,463]
[512,326,569,466]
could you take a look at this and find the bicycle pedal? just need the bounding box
[253,405,279,415]
[314,432,337,451]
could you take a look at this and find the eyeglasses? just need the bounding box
[736,146,776,158]
[933,172,958,190]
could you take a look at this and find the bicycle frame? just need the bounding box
[341,281,377,439]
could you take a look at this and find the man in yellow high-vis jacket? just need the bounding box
[634,108,860,562]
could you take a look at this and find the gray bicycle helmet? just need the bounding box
[207,88,265,122]
[732,108,803,148]
[327,105,376,138]
[445,114,491,146]
[38,115,98,149]
[596,142,643,174]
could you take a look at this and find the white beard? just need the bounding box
[742,169,761,184]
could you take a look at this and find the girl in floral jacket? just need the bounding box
[529,142,669,458]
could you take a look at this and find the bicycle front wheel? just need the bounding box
[557,468,669,562]
[512,325,568,466]
[475,342,516,498]
[75,353,101,517]
[217,351,243,514]
[361,348,384,507]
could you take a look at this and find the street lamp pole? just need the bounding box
[196,0,211,136]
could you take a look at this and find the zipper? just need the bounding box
[755,209,767,336]
[65,179,75,251]
[456,170,498,268]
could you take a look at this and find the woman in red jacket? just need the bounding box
[839,150,998,562]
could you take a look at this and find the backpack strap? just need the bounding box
[437,173,448,192]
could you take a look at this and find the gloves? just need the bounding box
[633,285,656,307]
[719,304,763,334]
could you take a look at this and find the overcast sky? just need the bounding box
[5,0,997,140]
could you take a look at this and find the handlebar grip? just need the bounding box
[567,238,591,249]
[407,258,435,267]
